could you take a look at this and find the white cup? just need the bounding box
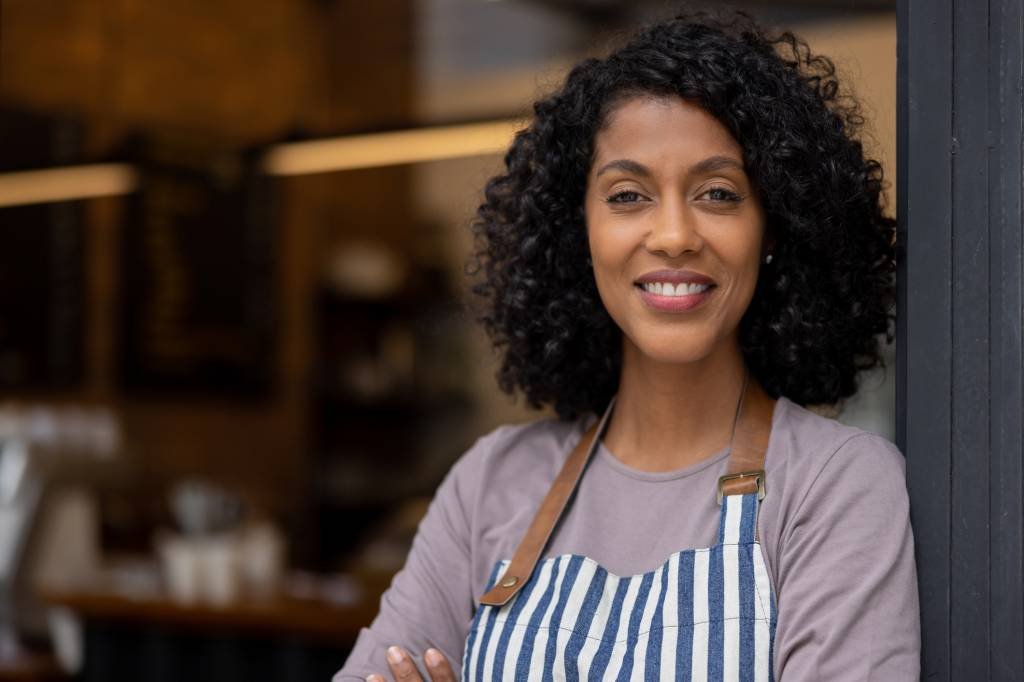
[157,534,201,604]
[197,535,241,606]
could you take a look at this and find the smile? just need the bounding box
[634,281,716,312]
[638,281,712,297]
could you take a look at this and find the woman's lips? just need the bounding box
[635,283,716,312]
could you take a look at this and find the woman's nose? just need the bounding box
[644,202,703,257]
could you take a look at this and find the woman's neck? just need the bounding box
[602,339,748,473]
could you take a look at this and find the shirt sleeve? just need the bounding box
[332,430,495,682]
[772,432,921,681]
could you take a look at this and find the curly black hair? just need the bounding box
[464,8,896,421]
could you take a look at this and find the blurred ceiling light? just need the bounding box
[0,164,139,208]
[0,120,522,206]
[261,119,522,176]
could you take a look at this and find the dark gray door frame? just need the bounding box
[897,0,1023,678]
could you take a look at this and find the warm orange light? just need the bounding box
[260,119,522,176]
[0,119,523,207]
[0,164,139,208]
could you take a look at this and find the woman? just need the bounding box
[336,9,919,681]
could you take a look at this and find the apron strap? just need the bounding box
[717,375,776,544]
[477,375,775,607]
[477,399,613,607]
[717,376,775,502]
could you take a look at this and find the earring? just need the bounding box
[764,253,774,264]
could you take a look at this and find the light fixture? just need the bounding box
[0,164,139,209]
[260,119,522,176]
[0,119,523,207]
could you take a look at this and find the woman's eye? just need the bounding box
[606,190,645,204]
[702,187,743,203]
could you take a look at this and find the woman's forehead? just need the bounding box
[591,96,745,175]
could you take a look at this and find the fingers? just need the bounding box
[367,645,455,682]
[424,648,456,682]
[385,645,423,681]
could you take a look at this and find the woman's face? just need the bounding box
[584,95,767,366]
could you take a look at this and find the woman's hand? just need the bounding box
[366,645,456,682]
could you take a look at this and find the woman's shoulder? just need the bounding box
[450,412,592,483]
[772,394,906,498]
[438,411,592,516]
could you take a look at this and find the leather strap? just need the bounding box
[477,397,615,607]
[477,375,776,607]
[720,376,775,497]
[717,375,775,544]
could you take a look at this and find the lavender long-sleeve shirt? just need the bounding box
[335,395,921,680]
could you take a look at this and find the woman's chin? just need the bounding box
[629,340,714,367]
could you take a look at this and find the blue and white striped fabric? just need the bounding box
[461,492,776,681]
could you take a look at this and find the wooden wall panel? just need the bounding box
[897,0,1024,677]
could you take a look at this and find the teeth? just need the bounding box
[642,281,711,296]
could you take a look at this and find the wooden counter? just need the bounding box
[41,582,379,646]
[38,571,392,681]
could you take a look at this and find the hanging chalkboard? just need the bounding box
[118,135,277,398]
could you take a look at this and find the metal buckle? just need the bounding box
[717,470,766,504]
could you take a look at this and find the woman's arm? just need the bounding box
[773,432,921,680]
[333,431,496,681]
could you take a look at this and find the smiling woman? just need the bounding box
[586,98,766,384]
[335,8,918,682]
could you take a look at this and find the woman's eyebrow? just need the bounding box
[594,155,744,179]
[594,158,651,178]
[689,155,745,174]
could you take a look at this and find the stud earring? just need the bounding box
[764,253,774,264]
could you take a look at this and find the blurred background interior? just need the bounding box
[0,0,895,679]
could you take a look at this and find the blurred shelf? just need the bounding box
[39,574,388,646]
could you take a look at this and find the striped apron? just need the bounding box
[461,382,777,680]
[461,493,776,680]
